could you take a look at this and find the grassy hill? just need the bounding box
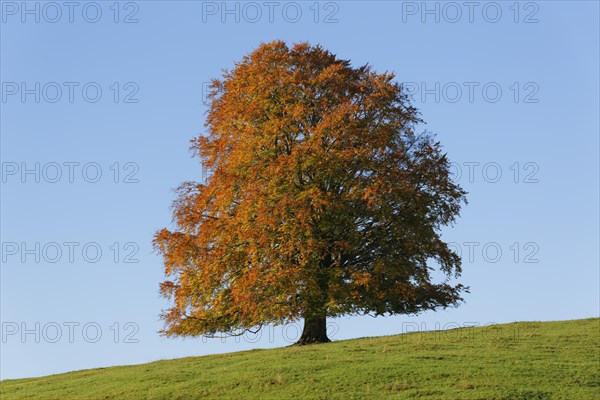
[1,318,598,399]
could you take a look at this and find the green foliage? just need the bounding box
[2,318,598,399]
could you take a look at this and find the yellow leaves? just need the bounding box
[351,272,372,287]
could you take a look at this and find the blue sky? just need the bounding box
[1,0,598,379]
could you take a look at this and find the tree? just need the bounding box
[154,41,467,345]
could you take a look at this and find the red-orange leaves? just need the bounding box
[154,41,467,338]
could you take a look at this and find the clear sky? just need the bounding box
[1,0,598,380]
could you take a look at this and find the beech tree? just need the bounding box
[154,41,467,344]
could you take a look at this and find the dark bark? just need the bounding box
[295,316,331,345]
[294,252,332,345]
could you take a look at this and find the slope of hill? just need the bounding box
[1,318,599,399]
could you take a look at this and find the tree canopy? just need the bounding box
[154,41,467,344]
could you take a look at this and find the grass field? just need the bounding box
[1,318,599,399]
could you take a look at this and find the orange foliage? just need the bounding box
[154,41,467,337]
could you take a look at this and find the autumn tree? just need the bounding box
[154,41,467,345]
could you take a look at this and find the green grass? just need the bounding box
[2,318,599,399]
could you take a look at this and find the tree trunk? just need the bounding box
[295,316,331,345]
[295,253,332,345]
